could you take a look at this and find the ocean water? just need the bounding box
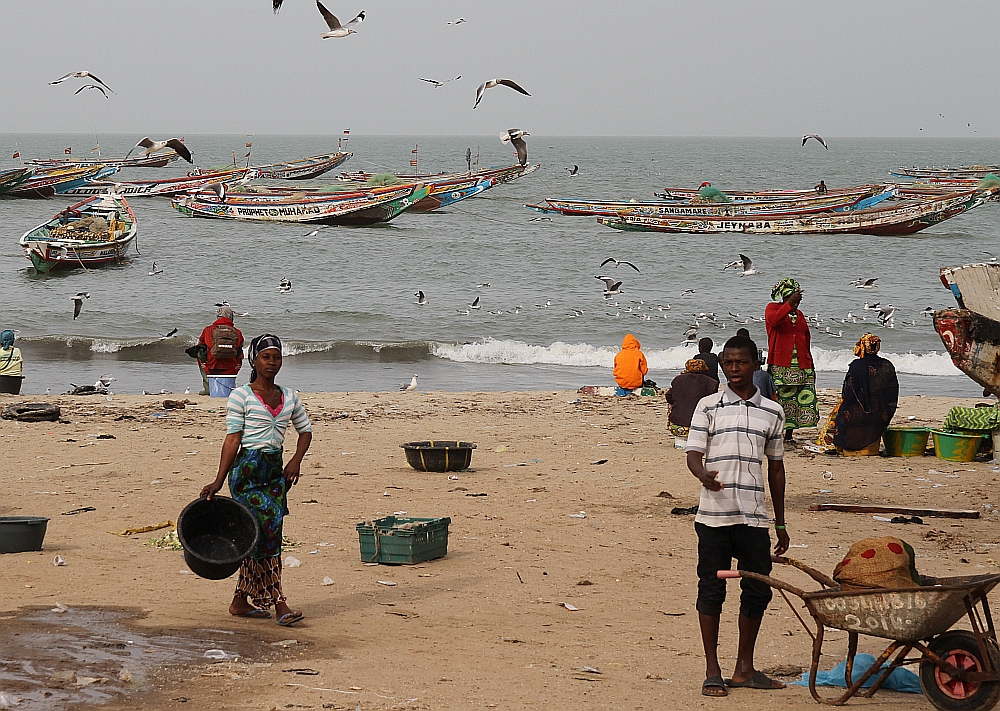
[1,134,997,397]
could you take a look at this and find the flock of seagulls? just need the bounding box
[50,71,114,94]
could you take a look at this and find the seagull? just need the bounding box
[569,309,584,317]
[50,71,115,93]
[420,76,461,87]
[477,283,490,289]
[596,276,623,297]
[922,307,935,316]
[277,278,292,293]
[528,216,552,222]
[447,17,466,24]
[656,304,671,311]
[316,2,364,38]
[982,251,997,263]
[148,261,163,275]
[400,375,418,392]
[853,277,878,289]
[826,329,843,338]
[469,296,481,310]
[723,253,758,276]
[203,181,226,203]
[159,328,179,340]
[73,84,109,99]
[863,301,880,311]
[722,259,742,271]
[680,289,695,296]
[125,137,193,163]
[500,128,529,166]
[215,301,230,307]
[414,290,427,305]
[95,374,115,390]
[802,134,829,149]
[474,78,530,109]
[535,300,552,309]
[565,165,579,176]
[70,292,90,320]
[599,257,640,273]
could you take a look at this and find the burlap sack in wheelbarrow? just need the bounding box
[833,536,920,591]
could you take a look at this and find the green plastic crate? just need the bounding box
[356,516,451,565]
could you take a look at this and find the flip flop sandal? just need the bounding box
[232,609,271,619]
[277,611,304,627]
[725,671,784,689]
[702,675,728,697]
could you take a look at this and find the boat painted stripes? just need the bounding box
[26,153,181,169]
[0,167,33,196]
[412,164,539,211]
[251,152,352,180]
[6,165,119,199]
[63,168,255,198]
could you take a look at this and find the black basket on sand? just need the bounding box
[401,441,476,472]
[177,497,259,579]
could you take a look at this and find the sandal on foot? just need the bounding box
[277,611,304,627]
[702,675,728,697]
[231,608,271,619]
[725,671,785,689]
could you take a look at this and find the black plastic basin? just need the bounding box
[177,497,259,579]
[401,441,476,472]
[0,516,49,553]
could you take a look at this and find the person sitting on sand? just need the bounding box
[613,333,649,396]
[736,328,776,401]
[200,334,313,627]
[686,335,788,697]
[693,337,720,383]
[665,359,718,438]
[0,330,23,395]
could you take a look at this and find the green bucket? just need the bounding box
[930,429,985,463]
[882,427,929,457]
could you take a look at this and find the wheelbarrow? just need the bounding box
[718,558,1000,710]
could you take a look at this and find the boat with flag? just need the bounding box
[171,183,430,226]
[251,152,352,180]
[26,153,181,169]
[0,167,33,196]
[412,164,539,211]
[19,192,137,273]
[891,165,1000,180]
[63,168,256,198]
[5,165,119,199]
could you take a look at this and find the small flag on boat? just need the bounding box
[246,141,252,148]
[410,159,418,166]
[91,146,100,152]
[11,150,19,159]
[64,147,72,155]
[343,128,350,135]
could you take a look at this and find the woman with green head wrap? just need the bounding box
[764,278,818,440]
[0,330,24,394]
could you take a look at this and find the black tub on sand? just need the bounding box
[401,441,476,472]
[0,516,49,553]
[177,497,259,579]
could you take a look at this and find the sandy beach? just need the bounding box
[1,388,998,709]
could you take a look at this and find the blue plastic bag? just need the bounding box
[792,653,922,694]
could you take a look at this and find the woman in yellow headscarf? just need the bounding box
[664,358,719,438]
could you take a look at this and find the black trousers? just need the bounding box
[695,522,773,620]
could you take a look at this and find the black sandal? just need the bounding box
[702,675,728,697]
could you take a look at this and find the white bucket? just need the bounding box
[207,375,236,398]
[674,437,687,450]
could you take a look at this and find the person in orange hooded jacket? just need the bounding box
[613,334,648,395]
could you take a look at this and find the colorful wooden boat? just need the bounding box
[26,153,181,169]
[598,189,995,236]
[6,165,119,199]
[0,167,33,196]
[891,165,1000,180]
[63,168,255,198]
[412,164,539,211]
[171,183,430,226]
[653,184,888,203]
[251,152,352,180]
[19,192,137,273]
[933,263,1000,396]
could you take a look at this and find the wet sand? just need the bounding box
[1,388,998,709]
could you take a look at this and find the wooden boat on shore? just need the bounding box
[19,192,137,273]
[63,168,255,198]
[171,183,430,226]
[251,152,352,180]
[934,263,1000,396]
[0,167,33,196]
[598,188,996,235]
[26,153,181,169]
[5,165,118,199]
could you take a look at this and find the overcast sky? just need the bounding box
[2,1,998,137]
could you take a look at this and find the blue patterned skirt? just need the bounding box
[227,448,287,560]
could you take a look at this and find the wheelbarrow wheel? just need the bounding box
[920,630,1000,711]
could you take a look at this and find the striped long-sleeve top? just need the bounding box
[226,384,312,451]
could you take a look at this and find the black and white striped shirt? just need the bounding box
[686,384,785,528]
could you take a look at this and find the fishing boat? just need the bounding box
[171,183,430,226]
[934,263,1000,396]
[5,165,119,199]
[63,168,255,198]
[19,192,137,273]
[0,167,33,196]
[251,152,352,180]
[598,188,996,236]
[891,165,1000,180]
[26,152,181,169]
[653,184,888,203]
[412,164,539,211]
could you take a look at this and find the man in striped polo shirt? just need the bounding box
[686,335,789,697]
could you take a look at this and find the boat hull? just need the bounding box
[251,152,352,180]
[0,168,33,196]
[412,164,538,211]
[63,169,253,197]
[7,166,118,199]
[933,308,1000,397]
[27,153,180,169]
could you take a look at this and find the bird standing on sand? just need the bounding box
[600,257,640,273]
[420,76,461,87]
[414,290,427,305]
[71,292,90,320]
[50,71,115,93]
[474,79,530,109]
[316,2,365,38]
[400,375,418,392]
[500,129,529,166]
[74,84,110,99]
[802,134,829,149]
[126,137,192,163]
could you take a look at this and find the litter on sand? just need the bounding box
[322,577,335,586]
[581,666,602,674]
[51,602,69,613]
[377,580,397,587]
[111,520,174,536]
[569,512,586,519]
[285,556,302,568]
[561,602,580,611]
[53,555,66,566]
[203,649,240,660]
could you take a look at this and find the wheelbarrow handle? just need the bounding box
[716,569,808,598]
[774,556,838,589]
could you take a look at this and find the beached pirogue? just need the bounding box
[19,192,137,273]
[934,262,1000,397]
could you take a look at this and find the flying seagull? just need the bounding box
[74,84,109,99]
[400,375,418,392]
[125,137,192,163]
[273,0,283,11]
[500,128,529,166]
[277,278,292,292]
[723,253,758,276]
[316,2,364,38]
[596,276,623,297]
[420,76,461,87]
[600,257,640,273]
[565,165,579,176]
[469,296,481,310]
[982,251,997,263]
[70,292,90,320]
[474,78,530,109]
[50,71,115,93]
[414,290,427,305]
[159,328,179,340]
[447,18,466,24]
[148,261,163,275]
[802,134,829,149]
[853,277,878,289]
